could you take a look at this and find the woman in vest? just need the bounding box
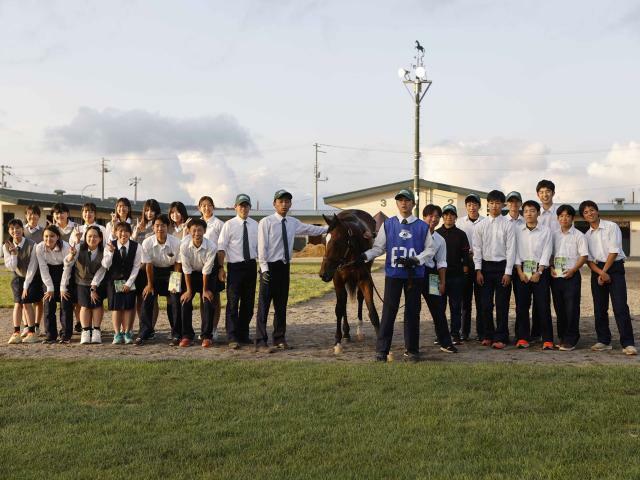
[36,225,75,344]
[103,221,142,344]
[3,219,43,344]
[63,225,108,344]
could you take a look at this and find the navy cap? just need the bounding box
[442,204,457,216]
[506,191,522,202]
[394,189,415,202]
[464,193,481,205]
[273,189,292,201]
[235,193,251,206]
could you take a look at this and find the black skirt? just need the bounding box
[11,274,43,304]
[77,284,106,309]
[107,280,137,311]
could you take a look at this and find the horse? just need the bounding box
[319,210,380,354]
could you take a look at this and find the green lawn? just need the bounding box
[0,262,335,309]
[1,360,638,479]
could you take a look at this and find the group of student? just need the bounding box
[3,190,325,351]
[3,180,636,360]
[357,179,636,361]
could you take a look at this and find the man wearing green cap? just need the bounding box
[357,189,434,362]
[217,194,258,349]
[255,189,328,351]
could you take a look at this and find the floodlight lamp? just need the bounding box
[415,66,426,79]
[398,68,409,79]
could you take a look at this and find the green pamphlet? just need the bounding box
[169,272,182,293]
[522,260,537,280]
[114,280,135,293]
[554,257,568,277]
[429,274,440,296]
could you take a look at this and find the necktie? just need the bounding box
[282,218,290,263]
[120,246,127,258]
[401,219,408,225]
[242,220,251,261]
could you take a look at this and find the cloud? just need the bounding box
[46,107,255,154]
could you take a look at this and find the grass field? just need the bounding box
[0,262,335,309]
[1,359,639,479]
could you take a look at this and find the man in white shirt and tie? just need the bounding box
[217,194,259,349]
[256,189,328,352]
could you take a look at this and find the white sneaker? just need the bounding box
[20,327,29,338]
[91,329,102,344]
[591,342,613,352]
[80,330,91,344]
[622,345,638,356]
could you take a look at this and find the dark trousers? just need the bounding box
[139,266,180,340]
[509,267,523,341]
[422,268,453,347]
[44,265,74,340]
[377,276,424,356]
[591,261,635,347]
[181,272,214,340]
[443,275,464,338]
[514,270,553,342]
[256,261,290,345]
[551,272,581,346]
[480,261,510,343]
[226,260,257,343]
[462,272,484,339]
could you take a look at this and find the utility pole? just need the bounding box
[129,176,142,204]
[398,41,432,217]
[313,143,328,210]
[0,165,11,188]
[101,158,110,201]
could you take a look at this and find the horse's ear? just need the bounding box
[322,214,330,225]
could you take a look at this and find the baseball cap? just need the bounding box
[235,193,251,206]
[506,191,522,202]
[442,204,457,216]
[273,189,293,201]
[464,193,481,205]
[394,189,415,202]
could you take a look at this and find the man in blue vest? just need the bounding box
[357,189,435,362]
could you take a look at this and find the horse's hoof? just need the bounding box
[387,352,394,362]
[356,333,365,342]
[334,343,343,355]
[343,335,352,343]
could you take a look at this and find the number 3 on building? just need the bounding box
[380,199,387,207]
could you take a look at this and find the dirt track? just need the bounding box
[1,267,638,365]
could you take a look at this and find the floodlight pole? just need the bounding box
[400,43,432,217]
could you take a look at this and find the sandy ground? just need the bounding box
[0,266,638,365]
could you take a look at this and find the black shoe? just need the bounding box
[452,335,463,345]
[74,323,82,334]
[440,345,458,354]
[134,337,145,346]
[403,351,420,362]
[58,336,71,344]
[255,342,275,354]
[276,341,290,350]
[433,340,440,345]
[375,354,387,362]
[147,331,156,340]
[42,338,57,344]
[168,337,180,347]
[460,335,468,342]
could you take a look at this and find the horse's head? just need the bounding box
[319,213,355,282]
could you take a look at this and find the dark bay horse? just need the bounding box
[319,210,380,354]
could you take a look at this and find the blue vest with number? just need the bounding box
[384,217,429,279]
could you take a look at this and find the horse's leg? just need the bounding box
[343,306,351,343]
[334,277,347,354]
[355,287,365,341]
[359,279,380,335]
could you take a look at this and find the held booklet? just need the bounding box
[522,260,537,280]
[168,271,182,293]
[428,274,441,296]
[554,257,568,278]
[114,280,135,293]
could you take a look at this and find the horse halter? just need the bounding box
[325,226,359,271]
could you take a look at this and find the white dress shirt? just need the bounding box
[62,247,107,288]
[3,237,38,289]
[141,234,182,267]
[205,216,225,244]
[538,204,560,232]
[506,213,525,228]
[472,214,516,274]
[102,240,143,288]
[258,213,328,273]
[35,241,73,293]
[552,226,589,271]
[218,216,259,263]
[514,224,553,268]
[179,237,216,275]
[585,219,626,263]
[364,214,435,266]
[425,231,447,269]
[456,215,485,250]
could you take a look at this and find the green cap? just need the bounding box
[273,189,292,201]
[442,204,457,216]
[394,189,415,202]
[506,191,522,202]
[464,193,481,205]
[235,193,251,206]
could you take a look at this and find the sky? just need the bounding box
[1,0,640,208]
